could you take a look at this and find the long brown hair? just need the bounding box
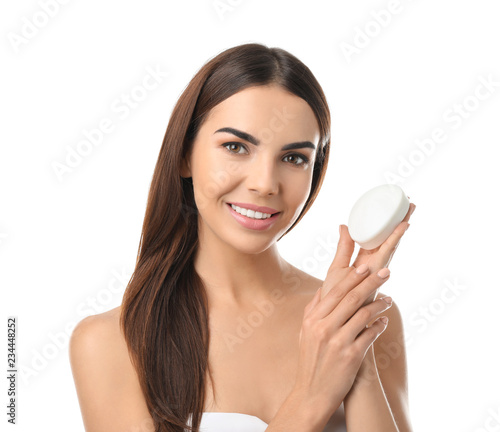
[120,42,331,431]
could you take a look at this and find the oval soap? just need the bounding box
[347,184,410,250]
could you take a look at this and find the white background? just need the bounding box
[1,1,499,431]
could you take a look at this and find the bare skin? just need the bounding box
[69,84,415,431]
[69,267,406,429]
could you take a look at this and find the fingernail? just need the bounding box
[381,296,392,305]
[405,223,410,231]
[380,317,389,325]
[356,263,369,274]
[339,225,342,236]
[377,268,390,278]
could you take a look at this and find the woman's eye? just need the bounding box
[221,143,309,167]
[222,142,247,154]
[284,154,309,166]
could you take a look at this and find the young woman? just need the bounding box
[69,43,415,432]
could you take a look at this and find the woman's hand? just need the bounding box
[290,201,416,420]
[292,245,396,420]
[321,201,416,306]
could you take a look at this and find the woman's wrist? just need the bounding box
[277,387,340,431]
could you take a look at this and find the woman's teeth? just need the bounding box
[230,204,274,219]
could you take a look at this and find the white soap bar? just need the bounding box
[348,184,410,250]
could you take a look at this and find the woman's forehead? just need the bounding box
[201,86,320,144]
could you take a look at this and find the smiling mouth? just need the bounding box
[226,203,281,217]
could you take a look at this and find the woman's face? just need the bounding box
[181,84,321,254]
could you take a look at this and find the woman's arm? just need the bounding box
[344,296,413,432]
[69,313,154,432]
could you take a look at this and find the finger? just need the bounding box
[386,250,396,268]
[352,317,388,352]
[343,296,393,340]
[324,270,391,327]
[403,203,416,223]
[371,221,409,269]
[386,238,401,267]
[329,224,355,270]
[351,246,376,269]
[380,220,408,251]
[312,265,372,320]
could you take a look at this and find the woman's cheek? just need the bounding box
[289,170,313,200]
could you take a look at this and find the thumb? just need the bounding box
[329,224,355,270]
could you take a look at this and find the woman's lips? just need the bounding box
[226,203,281,231]
[226,202,279,215]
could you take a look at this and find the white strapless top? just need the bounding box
[187,412,269,431]
[186,404,347,431]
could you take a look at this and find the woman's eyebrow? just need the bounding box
[213,127,316,151]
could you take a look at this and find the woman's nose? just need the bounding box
[245,156,279,196]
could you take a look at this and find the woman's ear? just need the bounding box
[179,149,192,178]
[180,158,191,178]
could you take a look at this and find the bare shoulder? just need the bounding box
[69,306,154,432]
[371,293,412,430]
